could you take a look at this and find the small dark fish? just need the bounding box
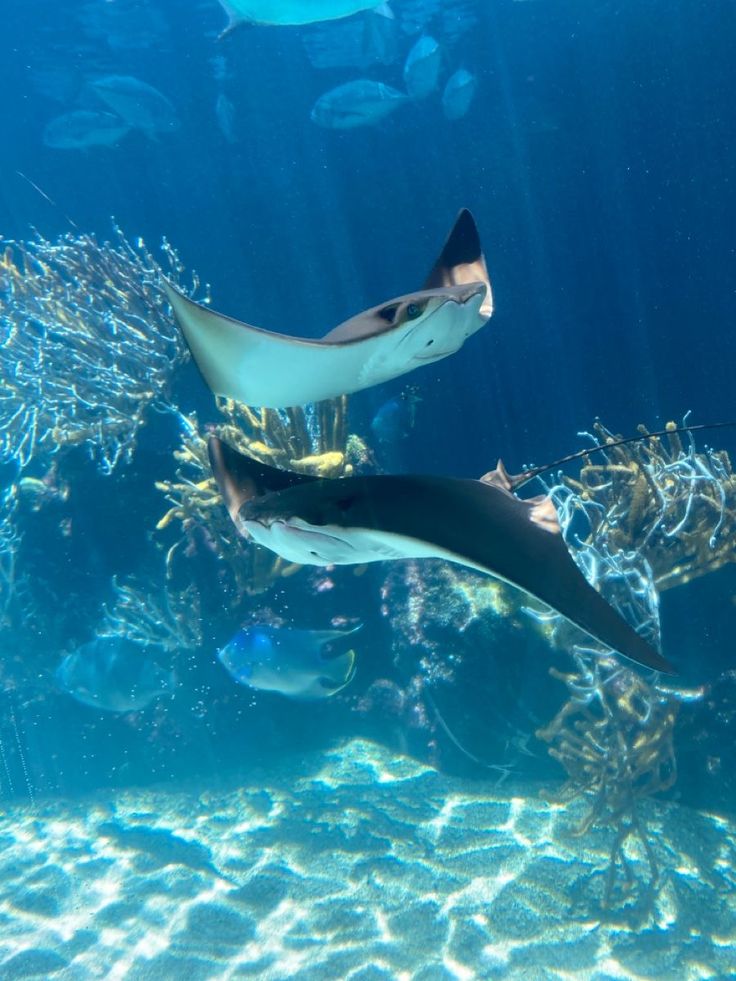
[56,635,175,713]
[218,624,360,700]
[98,821,232,882]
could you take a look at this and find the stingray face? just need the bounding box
[387,284,486,366]
[242,516,370,565]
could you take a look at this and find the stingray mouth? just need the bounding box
[242,517,355,563]
[414,345,459,362]
[410,289,485,361]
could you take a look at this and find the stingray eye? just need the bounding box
[406,302,422,320]
[378,304,399,323]
[425,339,434,347]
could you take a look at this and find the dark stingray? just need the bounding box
[207,438,675,675]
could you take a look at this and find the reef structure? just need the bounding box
[0,225,192,474]
[0,226,198,687]
[551,420,736,591]
[380,421,735,912]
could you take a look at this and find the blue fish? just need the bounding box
[56,636,176,713]
[218,624,360,700]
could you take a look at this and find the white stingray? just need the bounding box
[164,209,493,408]
[217,0,393,31]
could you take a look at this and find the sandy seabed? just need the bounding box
[0,738,734,980]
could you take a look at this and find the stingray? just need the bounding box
[207,437,675,675]
[217,0,394,32]
[163,209,492,409]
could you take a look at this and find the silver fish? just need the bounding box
[90,75,180,138]
[43,110,130,150]
[311,78,409,128]
[442,68,477,121]
[403,35,442,99]
[56,636,176,713]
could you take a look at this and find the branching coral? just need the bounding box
[529,419,735,912]
[155,397,370,599]
[554,419,736,590]
[0,225,195,474]
[536,653,679,910]
[0,488,24,631]
[99,575,202,655]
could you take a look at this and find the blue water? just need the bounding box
[1,0,736,976]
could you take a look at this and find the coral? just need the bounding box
[155,397,370,600]
[552,419,736,591]
[99,574,202,655]
[0,225,194,474]
[379,419,732,913]
[529,419,736,913]
[536,653,680,911]
[0,224,203,687]
[0,488,24,631]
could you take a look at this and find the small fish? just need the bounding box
[43,110,130,150]
[90,75,180,138]
[442,68,477,121]
[218,0,393,32]
[218,624,360,700]
[311,79,409,129]
[403,35,442,99]
[56,636,176,713]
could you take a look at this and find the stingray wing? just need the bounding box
[164,282,366,407]
[424,209,493,320]
[341,475,674,675]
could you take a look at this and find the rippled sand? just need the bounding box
[0,739,734,979]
